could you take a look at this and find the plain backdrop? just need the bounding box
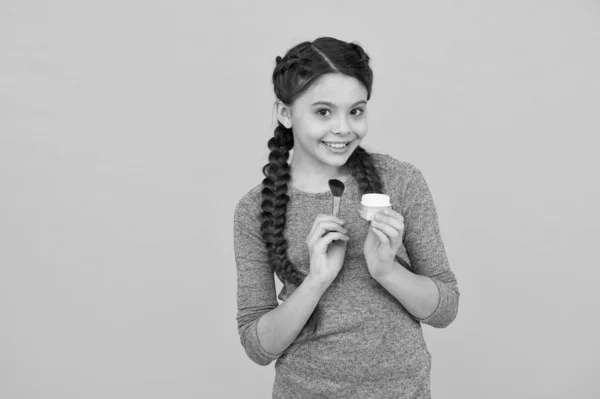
[1,1,599,398]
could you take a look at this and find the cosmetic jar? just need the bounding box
[359,194,392,221]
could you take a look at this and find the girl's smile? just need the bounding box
[321,139,354,153]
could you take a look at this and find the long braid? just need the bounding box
[346,146,384,196]
[261,37,382,336]
[260,124,304,287]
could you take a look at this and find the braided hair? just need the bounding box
[261,37,384,336]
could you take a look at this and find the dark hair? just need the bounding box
[260,37,384,336]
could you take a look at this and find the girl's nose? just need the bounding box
[335,115,351,134]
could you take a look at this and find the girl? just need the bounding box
[233,37,460,398]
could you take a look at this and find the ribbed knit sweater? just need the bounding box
[233,152,460,398]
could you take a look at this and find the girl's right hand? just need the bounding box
[305,214,349,285]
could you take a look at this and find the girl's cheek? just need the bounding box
[352,121,368,134]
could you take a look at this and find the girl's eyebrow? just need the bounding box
[311,100,367,108]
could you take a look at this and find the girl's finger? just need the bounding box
[307,221,348,247]
[315,232,349,253]
[308,214,345,238]
[384,209,403,222]
[371,221,399,239]
[370,225,390,248]
[374,213,404,231]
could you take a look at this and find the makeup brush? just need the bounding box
[328,179,345,216]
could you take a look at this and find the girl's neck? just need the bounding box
[289,159,351,194]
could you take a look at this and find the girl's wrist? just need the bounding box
[305,273,332,290]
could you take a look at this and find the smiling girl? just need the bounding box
[233,37,460,398]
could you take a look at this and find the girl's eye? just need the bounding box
[316,108,366,117]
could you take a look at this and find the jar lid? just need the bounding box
[361,193,391,206]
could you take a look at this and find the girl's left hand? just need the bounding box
[363,209,405,279]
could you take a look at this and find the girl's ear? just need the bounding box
[275,100,293,129]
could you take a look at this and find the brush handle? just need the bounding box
[332,197,341,217]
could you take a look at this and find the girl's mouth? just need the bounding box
[321,141,352,152]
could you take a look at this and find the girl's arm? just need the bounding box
[374,261,440,321]
[383,161,460,328]
[256,274,328,357]
[234,198,329,365]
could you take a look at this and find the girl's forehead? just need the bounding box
[298,74,368,105]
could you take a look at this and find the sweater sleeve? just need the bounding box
[401,164,460,328]
[233,197,285,366]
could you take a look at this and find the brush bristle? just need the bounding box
[328,179,345,197]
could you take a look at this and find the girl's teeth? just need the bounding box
[323,142,348,148]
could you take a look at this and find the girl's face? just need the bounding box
[280,73,369,175]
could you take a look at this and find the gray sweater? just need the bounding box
[233,152,460,398]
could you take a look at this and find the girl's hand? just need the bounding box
[363,209,405,279]
[306,214,349,285]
